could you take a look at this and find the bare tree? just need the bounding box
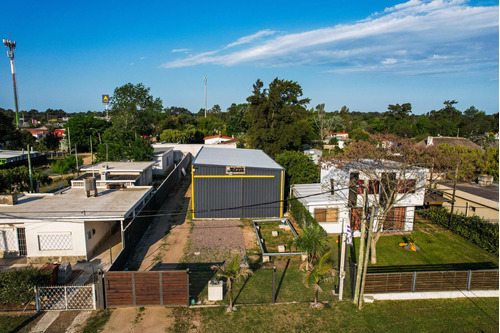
[313,104,334,142]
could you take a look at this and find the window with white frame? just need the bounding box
[0,228,17,252]
[38,232,73,251]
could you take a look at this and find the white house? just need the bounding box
[292,160,428,235]
[0,186,153,263]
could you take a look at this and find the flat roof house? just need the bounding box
[0,186,153,264]
[192,147,285,219]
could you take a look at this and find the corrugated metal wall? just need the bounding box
[192,164,283,219]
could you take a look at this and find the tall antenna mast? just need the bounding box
[3,39,19,128]
[204,77,207,118]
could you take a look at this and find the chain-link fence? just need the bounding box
[36,285,95,311]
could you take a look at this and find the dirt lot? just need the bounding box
[125,177,192,271]
[183,220,247,263]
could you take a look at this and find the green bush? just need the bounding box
[418,207,499,254]
[289,196,319,227]
[0,267,51,304]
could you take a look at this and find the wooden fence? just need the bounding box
[103,270,189,307]
[363,269,499,294]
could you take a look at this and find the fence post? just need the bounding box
[64,286,68,310]
[35,286,40,311]
[92,284,97,310]
[412,272,417,293]
[187,269,190,307]
[272,266,276,303]
[131,272,136,307]
[467,270,472,291]
[159,272,164,306]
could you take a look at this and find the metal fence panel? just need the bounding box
[36,285,95,311]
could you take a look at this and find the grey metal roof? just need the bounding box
[193,147,284,170]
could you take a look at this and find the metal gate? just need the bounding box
[104,270,189,307]
[36,285,96,311]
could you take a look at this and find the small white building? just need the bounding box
[74,162,155,187]
[203,134,238,145]
[152,147,174,175]
[0,186,153,263]
[292,160,428,234]
[303,149,322,165]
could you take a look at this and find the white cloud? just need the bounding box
[382,58,398,64]
[171,48,191,53]
[161,0,498,76]
[225,29,277,48]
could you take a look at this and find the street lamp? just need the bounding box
[3,39,20,128]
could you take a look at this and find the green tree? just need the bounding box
[349,128,370,142]
[275,151,319,185]
[246,78,312,157]
[226,103,250,137]
[0,166,52,193]
[51,155,82,177]
[303,251,336,305]
[211,255,253,310]
[95,126,153,162]
[66,115,110,152]
[39,133,61,155]
[289,223,329,270]
[110,83,163,137]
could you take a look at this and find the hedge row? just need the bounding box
[289,196,319,227]
[418,207,499,254]
[0,267,51,305]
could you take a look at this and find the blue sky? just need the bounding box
[0,0,498,115]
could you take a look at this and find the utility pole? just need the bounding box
[3,39,20,128]
[75,145,79,177]
[204,77,207,118]
[353,188,368,304]
[27,145,34,193]
[359,206,375,310]
[338,219,347,301]
[67,127,71,156]
[90,135,95,177]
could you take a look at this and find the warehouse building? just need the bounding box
[192,147,285,219]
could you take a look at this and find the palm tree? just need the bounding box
[211,255,253,310]
[289,223,329,269]
[304,251,336,306]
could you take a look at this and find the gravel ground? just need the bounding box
[185,220,246,263]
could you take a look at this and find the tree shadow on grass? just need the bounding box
[275,259,290,302]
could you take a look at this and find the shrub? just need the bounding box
[418,207,499,254]
[0,267,51,305]
[289,196,319,227]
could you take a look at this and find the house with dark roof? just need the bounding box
[416,136,484,152]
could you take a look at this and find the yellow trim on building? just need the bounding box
[193,175,275,178]
[191,165,195,219]
[280,170,284,218]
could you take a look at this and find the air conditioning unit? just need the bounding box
[208,279,223,301]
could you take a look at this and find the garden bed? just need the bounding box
[253,219,303,257]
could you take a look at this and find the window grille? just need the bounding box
[38,233,73,251]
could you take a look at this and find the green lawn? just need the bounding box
[0,314,33,333]
[351,218,499,267]
[171,298,499,333]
